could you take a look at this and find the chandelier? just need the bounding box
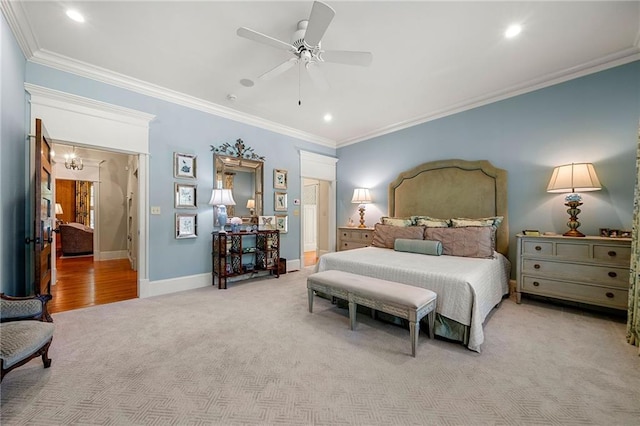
[64,148,84,170]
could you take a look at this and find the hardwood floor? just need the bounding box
[304,251,318,267]
[49,255,137,314]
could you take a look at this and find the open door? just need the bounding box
[30,118,54,295]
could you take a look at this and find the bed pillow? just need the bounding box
[380,216,413,227]
[394,238,443,256]
[451,216,504,228]
[412,216,450,227]
[371,223,425,249]
[424,226,495,258]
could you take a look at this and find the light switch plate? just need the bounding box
[151,206,161,215]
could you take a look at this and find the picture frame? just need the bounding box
[274,192,287,211]
[175,183,197,208]
[274,169,288,190]
[599,228,610,238]
[259,215,276,230]
[175,213,197,239]
[275,214,288,234]
[174,152,196,179]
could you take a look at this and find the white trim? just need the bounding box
[26,84,154,298]
[0,0,36,58]
[96,250,128,261]
[140,273,211,298]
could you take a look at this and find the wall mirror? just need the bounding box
[214,154,263,221]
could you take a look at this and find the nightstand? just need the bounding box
[337,227,374,251]
[516,234,631,310]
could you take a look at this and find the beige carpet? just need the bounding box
[1,267,639,425]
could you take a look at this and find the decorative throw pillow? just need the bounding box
[424,226,495,258]
[450,216,504,228]
[394,238,443,256]
[380,216,413,227]
[412,216,450,227]
[371,223,425,249]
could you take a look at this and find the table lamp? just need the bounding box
[351,188,372,228]
[547,163,601,237]
[209,188,236,230]
[246,199,255,216]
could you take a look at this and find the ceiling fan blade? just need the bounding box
[321,50,373,66]
[303,1,335,47]
[237,27,294,52]
[306,62,329,91]
[259,58,299,81]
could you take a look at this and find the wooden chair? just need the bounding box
[0,293,54,382]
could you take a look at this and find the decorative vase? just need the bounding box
[218,205,228,229]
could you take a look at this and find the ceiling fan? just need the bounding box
[237,1,373,91]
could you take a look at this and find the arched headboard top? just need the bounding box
[388,159,509,256]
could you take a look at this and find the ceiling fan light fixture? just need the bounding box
[323,113,332,122]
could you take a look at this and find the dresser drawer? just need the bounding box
[522,241,553,256]
[339,241,369,251]
[521,276,628,310]
[593,244,631,266]
[556,242,589,259]
[521,259,629,288]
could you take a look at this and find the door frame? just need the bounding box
[26,84,155,296]
[300,151,337,264]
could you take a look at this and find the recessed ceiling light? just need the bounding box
[323,114,332,122]
[505,24,522,39]
[66,9,85,23]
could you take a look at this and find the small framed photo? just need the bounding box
[174,152,196,179]
[608,229,620,238]
[274,192,287,211]
[175,183,197,208]
[176,213,197,239]
[276,214,288,234]
[274,169,288,190]
[620,230,631,238]
[599,228,610,238]
[259,215,276,230]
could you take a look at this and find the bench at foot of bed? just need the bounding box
[307,270,437,357]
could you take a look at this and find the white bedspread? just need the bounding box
[316,247,510,352]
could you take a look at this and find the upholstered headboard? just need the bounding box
[388,159,509,256]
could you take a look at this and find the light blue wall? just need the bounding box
[1,13,28,295]
[24,64,335,282]
[337,61,640,265]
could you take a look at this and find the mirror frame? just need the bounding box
[214,154,264,220]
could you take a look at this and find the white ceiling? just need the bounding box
[4,1,640,148]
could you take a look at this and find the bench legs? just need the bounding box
[308,289,314,313]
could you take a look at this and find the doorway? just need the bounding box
[303,179,331,267]
[50,143,138,312]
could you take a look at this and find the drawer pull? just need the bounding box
[606,292,614,299]
[608,251,617,257]
[342,233,348,237]
[535,246,542,251]
[534,264,541,269]
[364,234,369,238]
[608,271,617,278]
[533,281,540,287]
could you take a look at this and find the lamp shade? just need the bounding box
[547,163,602,193]
[208,188,236,206]
[351,188,372,204]
[55,203,64,215]
[246,199,255,209]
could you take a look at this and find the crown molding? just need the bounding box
[337,47,640,148]
[0,0,37,58]
[29,49,337,149]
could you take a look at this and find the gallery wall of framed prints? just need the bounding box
[174,152,197,238]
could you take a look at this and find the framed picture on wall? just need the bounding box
[174,152,196,179]
[274,169,288,190]
[175,183,197,208]
[176,213,197,239]
[259,215,276,230]
[274,192,287,211]
[275,214,288,233]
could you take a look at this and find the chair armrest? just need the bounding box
[0,293,53,323]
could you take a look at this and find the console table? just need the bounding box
[212,230,280,289]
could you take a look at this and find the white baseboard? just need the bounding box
[140,258,301,298]
[96,250,128,261]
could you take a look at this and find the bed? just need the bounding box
[317,159,511,352]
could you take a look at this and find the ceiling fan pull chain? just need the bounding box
[298,62,302,106]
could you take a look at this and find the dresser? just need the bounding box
[337,227,374,251]
[516,234,631,310]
